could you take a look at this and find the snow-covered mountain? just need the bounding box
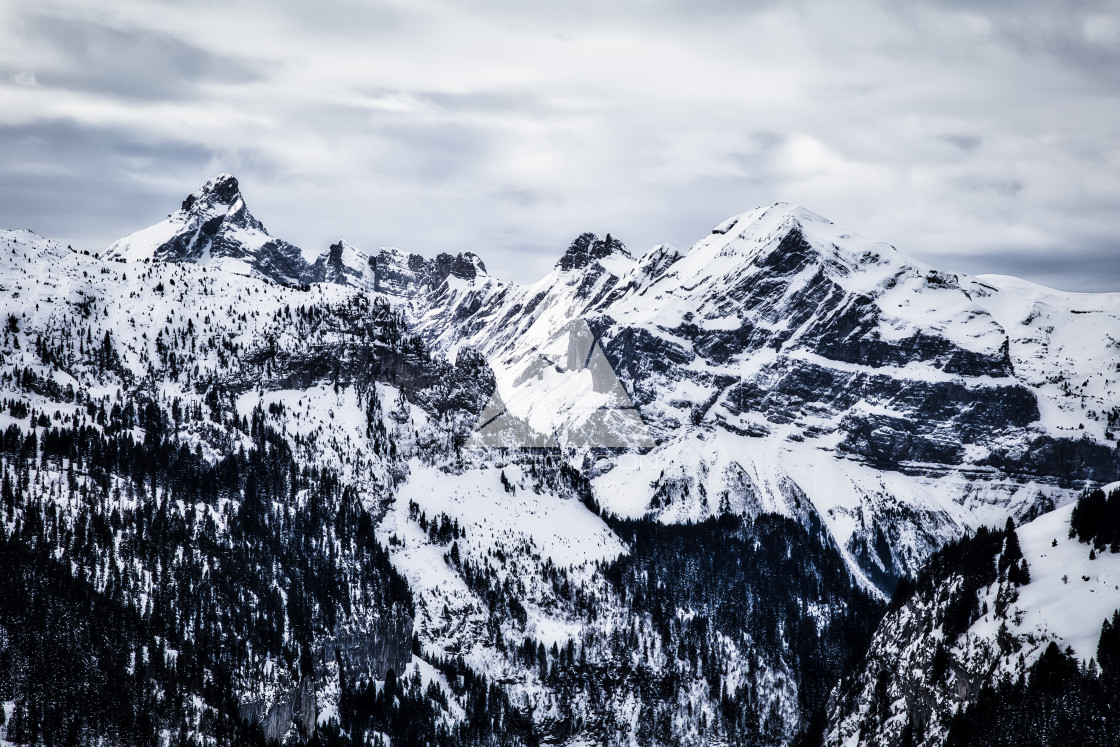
[103,174,493,300]
[386,202,1120,586]
[94,173,1120,595]
[310,239,378,289]
[2,174,1118,746]
[105,173,313,286]
[0,219,879,747]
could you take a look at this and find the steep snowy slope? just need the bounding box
[311,240,378,289]
[967,274,1120,443]
[414,234,649,449]
[824,488,1120,746]
[102,172,502,316]
[371,457,880,746]
[96,181,1120,581]
[10,174,1119,745]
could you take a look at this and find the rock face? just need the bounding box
[307,242,488,294]
[311,240,377,289]
[240,679,317,745]
[106,174,313,286]
[2,225,442,746]
[239,609,412,744]
[308,242,493,330]
[557,232,630,271]
[11,176,1120,746]
[319,607,414,682]
[368,247,489,296]
[394,204,1120,587]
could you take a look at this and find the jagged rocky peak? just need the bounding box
[557,231,632,272]
[698,202,898,278]
[105,173,313,286]
[181,172,243,212]
[167,172,268,242]
[312,239,375,288]
[430,250,488,281]
[362,246,490,298]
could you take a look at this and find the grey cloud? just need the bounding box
[491,187,542,208]
[21,15,264,101]
[748,133,785,151]
[420,91,543,114]
[942,135,982,152]
[954,176,1025,198]
[0,0,1117,291]
[245,0,414,38]
[0,121,217,249]
[930,242,1120,293]
[897,0,1120,84]
[374,121,496,182]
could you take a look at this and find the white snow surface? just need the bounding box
[393,461,624,568]
[971,501,1120,665]
[12,189,1120,594]
[375,460,625,661]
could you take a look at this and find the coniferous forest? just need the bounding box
[826,486,1120,746]
[0,400,526,746]
[3,387,1119,746]
[939,486,1120,746]
[0,404,889,746]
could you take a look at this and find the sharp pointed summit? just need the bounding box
[106,173,313,286]
[556,231,634,273]
[182,172,244,211]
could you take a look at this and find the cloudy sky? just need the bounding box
[1,0,1118,289]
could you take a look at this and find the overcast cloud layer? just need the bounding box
[1,0,1118,290]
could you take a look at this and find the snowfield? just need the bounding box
[973,499,1120,665]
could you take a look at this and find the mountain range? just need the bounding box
[1,173,1117,746]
